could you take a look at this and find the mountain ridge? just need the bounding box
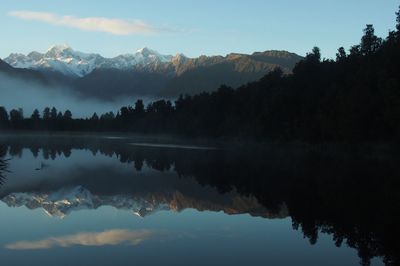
[4,45,302,78]
[2,185,288,219]
[1,46,303,99]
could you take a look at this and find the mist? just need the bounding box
[0,74,152,118]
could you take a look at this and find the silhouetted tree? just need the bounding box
[360,24,382,55]
[336,47,347,61]
[134,99,145,115]
[0,107,9,128]
[312,46,321,61]
[31,109,40,120]
[100,112,114,120]
[349,45,361,56]
[303,46,321,63]
[9,109,23,121]
[63,110,72,120]
[119,107,132,120]
[396,5,400,33]
[43,107,51,121]
[91,112,99,121]
[50,107,58,120]
[9,108,23,128]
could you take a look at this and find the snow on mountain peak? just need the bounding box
[136,47,154,54]
[27,51,43,61]
[47,44,71,52]
[3,45,176,77]
[1,186,170,218]
[135,47,172,64]
[46,44,96,61]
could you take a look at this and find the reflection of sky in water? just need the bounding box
[5,229,156,250]
[0,147,384,266]
[0,203,376,266]
[2,148,165,194]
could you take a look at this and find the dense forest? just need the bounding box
[1,7,400,142]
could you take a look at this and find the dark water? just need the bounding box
[0,135,398,266]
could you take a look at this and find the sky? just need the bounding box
[0,0,398,59]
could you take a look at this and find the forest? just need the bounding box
[1,7,400,142]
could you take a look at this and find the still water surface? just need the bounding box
[0,134,397,266]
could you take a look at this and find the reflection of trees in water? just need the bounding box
[0,136,399,266]
[0,145,9,186]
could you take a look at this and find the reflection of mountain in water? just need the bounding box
[0,135,399,266]
[2,185,286,219]
[2,186,168,218]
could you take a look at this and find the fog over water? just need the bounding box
[0,73,156,118]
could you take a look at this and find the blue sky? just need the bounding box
[0,0,398,59]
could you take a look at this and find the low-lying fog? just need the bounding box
[0,74,156,118]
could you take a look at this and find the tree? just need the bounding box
[63,110,72,120]
[9,108,23,123]
[312,47,321,62]
[50,107,58,120]
[31,109,40,120]
[293,47,321,76]
[0,107,9,127]
[349,45,361,56]
[134,100,145,115]
[43,107,51,120]
[119,107,132,120]
[91,112,99,121]
[360,24,382,55]
[396,5,400,33]
[100,112,115,120]
[336,47,347,61]
[146,100,173,114]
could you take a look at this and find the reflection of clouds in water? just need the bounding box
[5,229,155,250]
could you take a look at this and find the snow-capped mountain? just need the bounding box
[97,47,172,68]
[5,44,103,77]
[3,45,176,77]
[2,186,169,218]
[1,185,287,219]
[2,46,303,98]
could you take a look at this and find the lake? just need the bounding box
[0,134,398,266]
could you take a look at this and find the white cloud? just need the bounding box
[5,229,155,250]
[8,10,169,35]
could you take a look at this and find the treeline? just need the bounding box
[1,7,400,142]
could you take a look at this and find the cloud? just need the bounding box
[8,10,170,35]
[5,229,155,250]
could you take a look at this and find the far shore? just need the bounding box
[1,130,399,158]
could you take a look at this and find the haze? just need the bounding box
[0,73,138,118]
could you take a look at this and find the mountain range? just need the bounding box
[2,185,288,219]
[4,45,174,77]
[1,45,303,100]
